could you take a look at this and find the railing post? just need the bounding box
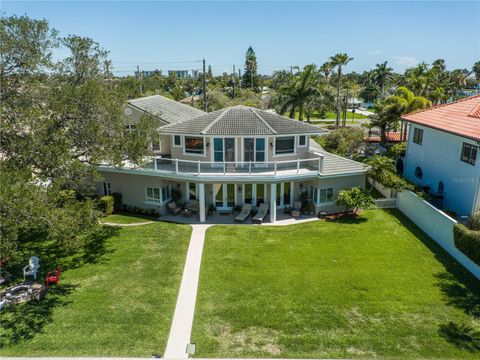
[249,161,252,175]
[223,161,226,175]
[175,159,178,174]
[154,157,157,171]
[297,159,300,174]
[197,160,201,175]
[274,161,277,175]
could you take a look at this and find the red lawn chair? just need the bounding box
[45,267,61,287]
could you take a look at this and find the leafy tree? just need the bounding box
[330,53,353,129]
[321,127,365,156]
[366,155,396,192]
[335,187,375,214]
[241,46,259,90]
[473,61,480,87]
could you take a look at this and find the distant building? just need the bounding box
[168,70,190,79]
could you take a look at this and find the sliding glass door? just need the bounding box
[244,138,266,165]
[213,138,235,164]
[213,183,235,210]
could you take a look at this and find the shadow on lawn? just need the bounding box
[0,283,77,347]
[386,209,480,352]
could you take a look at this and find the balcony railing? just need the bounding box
[144,155,325,177]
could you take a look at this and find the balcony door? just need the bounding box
[213,138,235,165]
[244,138,266,166]
[213,183,235,210]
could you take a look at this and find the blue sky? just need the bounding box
[4,1,480,76]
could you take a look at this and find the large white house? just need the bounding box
[402,94,480,218]
[97,95,368,223]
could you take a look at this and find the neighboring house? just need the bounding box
[402,94,480,218]
[98,102,368,223]
[124,95,205,152]
[365,132,404,144]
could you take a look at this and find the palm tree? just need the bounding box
[319,61,334,82]
[330,53,353,129]
[366,155,396,193]
[278,64,319,121]
[303,86,335,122]
[373,61,393,95]
[473,61,480,93]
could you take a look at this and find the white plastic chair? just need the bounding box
[23,256,40,280]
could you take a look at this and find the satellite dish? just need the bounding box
[124,107,133,116]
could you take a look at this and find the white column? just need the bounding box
[185,182,190,203]
[199,183,206,223]
[270,183,277,223]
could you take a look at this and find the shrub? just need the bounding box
[98,195,114,215]
[111,192,122,212]
[336,187,375,214]
[468,212,480,231]
[454,223,480,266]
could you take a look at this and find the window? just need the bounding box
[102,182,111,195]
[413,128,423,145]
[319,188,334,203]
[161,185,171,203]
[173,135,181,147]
[275,136,295,155]
[151,136,161,151]
[188,182,197,200]
[146,187,161,203]
[415,166,423,179]
[184,136,204,154]
[298,135,307,147]
[461,142,477,166]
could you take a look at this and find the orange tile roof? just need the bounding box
[401,94,480,141]
[365,132,404,143]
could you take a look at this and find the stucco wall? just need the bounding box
[398,190,480,279]
[404,124,480,217]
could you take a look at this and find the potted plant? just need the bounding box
[208,203,216,216]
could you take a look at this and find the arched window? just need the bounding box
[415,166,423,179]
[438,181,444,195]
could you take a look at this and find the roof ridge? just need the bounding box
[401,94,480,119]
[468,102,480,119]
[250,108,278,135]
[201,108,230,134]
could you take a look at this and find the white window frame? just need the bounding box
[173,135,182,147]
[318,187,334,205]
[183,136,206,156]
[151,134,161,152]
[145,187,161,204]
[161,184,172,204]
[273,136,296,157]
[102,182,111,196]
[298,135,308,147]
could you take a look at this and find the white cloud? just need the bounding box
[368,49,384,55]
[392,56,419,68]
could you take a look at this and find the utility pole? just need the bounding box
[202,58,207,112]
[137,65,143,95]
[290,65,293,75]
[232,64,236,98]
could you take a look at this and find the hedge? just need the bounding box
[99,195,114,215]
[112,192,122,212]
[453,223,480,266]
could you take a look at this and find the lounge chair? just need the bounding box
[252,203,269,224]
[291,201,302,218]
[167,201,181,215]
[186,199,199,213]
[235,203,252,223]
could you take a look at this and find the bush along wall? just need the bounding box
[454,223,480,266]
[98,195,114,215]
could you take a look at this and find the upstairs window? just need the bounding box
[151,136,161,151]
[413,128,423,145]
[298,135,307,147]
[275,136,295,155]
[184,136,204,154]
[461,142,477,166]
[173,135,182,147]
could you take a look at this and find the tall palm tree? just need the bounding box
[303,85,335,122]
[278,64,319,121]
[373,61,393,95]
[473,61,480,93]
[319,61,333,82]
[366,155,396,193]
[330,53,353,129]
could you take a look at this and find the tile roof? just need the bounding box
[127,95,205,124]
[159,105,327,136]
[401,94,480,141]
[365,132,404,143]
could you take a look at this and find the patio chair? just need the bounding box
[253,203,269,224]
[23,256,40,280]
[186,199,199,213]
[291,201,302,218]
[235,203,252,223]
[167,201,181,215]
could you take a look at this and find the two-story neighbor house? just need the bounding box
[402,94,480,218]
[97,98,368,223]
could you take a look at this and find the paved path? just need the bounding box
[100,221,155,227]
[164,224,211,359]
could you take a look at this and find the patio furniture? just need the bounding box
[186,199,199,214]
[291,201,302,218]
[167,201,181,215]
[45,267,61,287]
[180,208,193,217]
[235,203,252,223]
[283,206,292,214]
[253,203,269,224]
[23,256,40,280]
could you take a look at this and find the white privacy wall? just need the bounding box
[397,191,480,279]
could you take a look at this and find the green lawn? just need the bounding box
[192,210,480,359]
[102,212,158,224]
[1,220,191,356]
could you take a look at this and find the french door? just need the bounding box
[244,138,266,166]
[213,138,235,164]
[213,183,235,210]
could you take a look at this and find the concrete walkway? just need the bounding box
[100,221,155,227]
[164,224,211,359]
